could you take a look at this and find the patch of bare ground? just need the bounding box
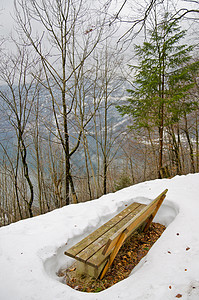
[57,222,166,293]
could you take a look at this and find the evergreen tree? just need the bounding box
[117,14,198,177]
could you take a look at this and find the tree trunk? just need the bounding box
[19,134,34,218]
[183,113,195,173]
[196,111,199,172]
[158,106,164,178]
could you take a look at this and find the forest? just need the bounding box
[0,0,198,226]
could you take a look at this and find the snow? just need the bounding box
[0,173,199,300]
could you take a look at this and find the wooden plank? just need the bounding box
[99,190,168,278]
[65,189,168,278]
[87,216,145,268]
[76,260,106,278]
[64,202,142,258]
[75,203,146,263]
[100,229,128,279]
[88,189,168,268]
[143,193,166,232]
[103,189,168,256]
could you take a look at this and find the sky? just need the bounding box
[1,0,198,46]
[0,173,199,299]
[0,0,14,36]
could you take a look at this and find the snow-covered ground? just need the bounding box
[0,174,199,300]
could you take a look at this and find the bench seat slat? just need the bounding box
[64,189,168,278]
[87,189,168,268]
[76,203,146,263]
[106,188,167,253]
[65,202,141,259]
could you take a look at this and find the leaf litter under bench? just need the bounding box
[57,222,166,293]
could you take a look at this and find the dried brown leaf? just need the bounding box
[176,294,182,298]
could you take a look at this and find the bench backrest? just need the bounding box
[103,188,168,256]
[64,189,168,279]
[99,188,168,279]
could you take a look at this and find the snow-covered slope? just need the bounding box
[0,174,199,300]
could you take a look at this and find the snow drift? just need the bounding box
[0,174,199,300]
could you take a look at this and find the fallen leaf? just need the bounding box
[176,294,182,298]
[186,247,190,251]
[69,267,76,272]
[64,222,166,293]
[168,251,171,254]
[126,264,133,270]
[176,233,180,236]
[169,286,172,289]
[185,269,187,271]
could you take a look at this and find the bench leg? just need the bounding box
[143,194,166,232]
[76,260,106,278]
[100,194,166,279]
[100,229,128,280]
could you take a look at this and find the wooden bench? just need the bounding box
[64,189,168,279]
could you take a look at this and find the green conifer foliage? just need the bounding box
[117,14,198,177]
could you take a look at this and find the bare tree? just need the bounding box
[107,0,199,45]
[14,0,112,205]
[79,44,127,196]
[0,45,39,217]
